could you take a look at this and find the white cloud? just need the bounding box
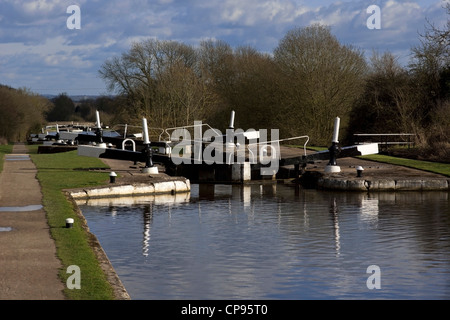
[211,0,301,27]
[0,0,447,95]
[0,36,101,64]
[44,54,91,68]
[22,0,64,13]
[382,0,422,29]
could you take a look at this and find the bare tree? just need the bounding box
[99,39,204,127]
[197,40,284,131]
[274,24,367,145]
[370,52,417,135]
[409,3,450,148]
[347,51,421,141]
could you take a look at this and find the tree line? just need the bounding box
[1,5,448,149]
[97,24,368,145]
[0,85,50,143]
[97,14,449,147]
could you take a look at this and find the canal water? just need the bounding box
[78,184,450,300]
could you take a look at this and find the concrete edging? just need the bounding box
[69,180,191,199]
[316,177,450,191]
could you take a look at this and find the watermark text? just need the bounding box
[366,265,381,289]
[66,265,81,289]
[67,5,81,30]
[367,5,381,29]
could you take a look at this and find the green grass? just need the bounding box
[0,144,13,173]
[27,145,115,300]
[359,154,450,177]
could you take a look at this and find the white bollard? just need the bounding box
[109,171,117,183]
[356,166,364,177]
[66,218,74,228]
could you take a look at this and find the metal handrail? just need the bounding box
[247,135,310,163]
[113,124,165,140]
[162,123,222,142]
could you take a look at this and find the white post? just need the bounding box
[332,117,340,143]
[229,110,235,129]
[142,117,158,174]
[142,118,150,145]
[94,110,106,147]
[95,110,101,129]
[325,116,341,173]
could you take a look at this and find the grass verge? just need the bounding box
[27,145,115,299]
[359,154,450,177]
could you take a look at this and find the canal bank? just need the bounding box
[1,145,133,300]
[0,144,135,300]
[6,145,189,300]
[297,156,450,191]
[73,152,450,194]
[67,158,190,200]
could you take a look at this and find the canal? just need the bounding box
[77,184,450,299]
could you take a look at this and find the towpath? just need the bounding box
[0,143,65,300]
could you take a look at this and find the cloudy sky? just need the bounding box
[0,0,448,96]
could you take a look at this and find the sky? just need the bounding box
[0,0,448,96]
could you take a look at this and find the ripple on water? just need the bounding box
[79,186,450,300]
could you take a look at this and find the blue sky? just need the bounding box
[0,0,448,96]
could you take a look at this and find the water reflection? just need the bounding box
[143,204,152,257]
[359,197,379,227]
[76,193,190,258]
[330,197,341,256]
[79,185,450,299]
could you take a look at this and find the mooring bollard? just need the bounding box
[66,218,74,228]
[356,166,364,177]
[109,171,117,183]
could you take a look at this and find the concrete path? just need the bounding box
[0,143,65,300]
